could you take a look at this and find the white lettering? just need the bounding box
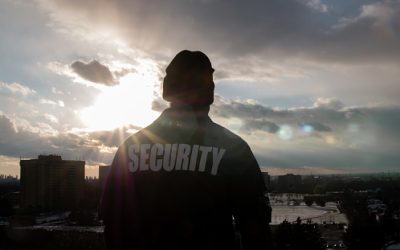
[150,144,163,171]
[189,145,199,171]
[198,146,212,172]
[128,144,140,173]
[127,143,225,175]
[163,144,177,171]
[176,144,191,170]
[139,144,150,170]
[211,147,225,175]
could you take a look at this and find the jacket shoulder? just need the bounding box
[120,121,159,146]
[207,121,250,149]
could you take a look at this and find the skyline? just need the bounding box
[1,0,400,177]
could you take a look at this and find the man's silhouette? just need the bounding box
[100,50,271,249]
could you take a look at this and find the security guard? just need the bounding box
[100,50,272,250]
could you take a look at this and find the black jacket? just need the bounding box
[100,106,271,250]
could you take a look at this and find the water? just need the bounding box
[269,193,348,225]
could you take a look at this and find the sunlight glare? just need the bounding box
[80,66,160,131]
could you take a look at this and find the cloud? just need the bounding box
[0,82,36,96]
[1,95,400,174]
[58,100,65,107]
[211,96,289,121]
[71,60,116,85]
[0,113,116,166]
[88,125,141,147]
[240,119,280,134]
[40,98,65,107]
[0,155,20,177]
[0,114,17,135]
[297,0,328,13]
[209,96,400,171]
[255,142,400,172]
[51,87,63,95]
[211,96,400,145]
[313,97,344,110]
[37,0,400,65]
[300,122,331,132]
[213,57,308,82]
[326,0,400,63]
[336,1,400,33]
[2,0,400,176]
[43,113,59,123]
[34,0,400,108]
[151,98,169,112]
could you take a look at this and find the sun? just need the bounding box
[79,65,160,131]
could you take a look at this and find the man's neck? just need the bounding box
[169,103,210,116]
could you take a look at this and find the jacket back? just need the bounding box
[100,107,271,250]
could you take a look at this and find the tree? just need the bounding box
[343,217,384,250]
[340,191,385,250]
[275,218,326,250]
[304,196,314,206]
[315,198,326,207]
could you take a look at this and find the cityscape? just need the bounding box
[1,155,399,249]
[1,0,400,249]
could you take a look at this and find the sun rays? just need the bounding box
[79,62,160,132]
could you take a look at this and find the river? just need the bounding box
[269,193,348,225]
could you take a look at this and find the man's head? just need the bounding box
[163,50,215,106]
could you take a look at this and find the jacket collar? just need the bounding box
[158,105,211,127]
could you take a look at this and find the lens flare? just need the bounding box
[324,135,337,145]
[347,123,360,133]
[278,125,293,140]
[227,118,243,133]
[301,124,314,134]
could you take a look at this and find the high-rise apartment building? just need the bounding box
[20,155,85,211]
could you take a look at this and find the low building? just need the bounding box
[277,174,302,192]
[98,165,111,189]
[262,172,271,190]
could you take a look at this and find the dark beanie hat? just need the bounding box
[162,50,214,105]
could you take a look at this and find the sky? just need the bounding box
[0,0,399,177]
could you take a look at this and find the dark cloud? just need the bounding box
[211,97,400,142]
[240,119,280,134]
[211,96,289,120]
[255,147,400,171]
[243,104,400,171]
[43,0,400,65]
[323,0,400,64]
[71,60,116,85]
[38,0,400,109]
[211,97,324,134]
[301,122,331,132]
